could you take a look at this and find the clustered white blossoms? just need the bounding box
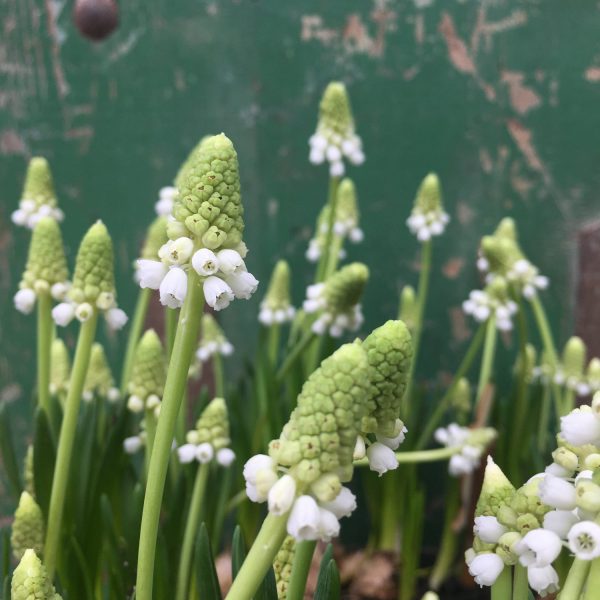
[14,281,71,316]
[177,438,235,468]
[406,208,449,243]
[155,186,177,217]
[12,200,64,230]
[259,300,296,326]
[354,418,408,476]
[462,287,518,332]
[478,255,549,301]
[137,243,258,312]
[127,391,161,417]
[195,314,234,363]
[434,423,496,477]
[53,290,128,331]
[303,282,364,337]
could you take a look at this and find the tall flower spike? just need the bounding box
[11,549,62,600]
[15,217,69,314]
[82,343,119,402]
[10,491,45,560]
[273,536,296,599]
[259,260,295,325]
[53,221,127,330]
[12,157,64,229]
[308,82,364,176]
[333,178,363,242]
[463,277,518,332]
[555,336,587,391]
[303,262,369,337]
[195,313,234,363]
[127,329,166,414]
[406,173,449,242]
[178,397,235,466]
[50,339,71,396]
[435,424,496,477]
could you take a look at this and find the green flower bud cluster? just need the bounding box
[303,263,368,338]
[360,320,413,436]
[269,343,371,486]
[475,458,516,518]
[83,343,119,402]
[514,344,537,384]
[12,157,64,229]
[127,330,166,414]
[174,136,211,191]
[398,285,417,331]
[406,173,449,242]
[11,549,62,600]
[195,313,234,364]
[173,133,244,250]
[186,397,231,450]
[50,339,71,396]
[273,536,296,599]
[11,492,44,560]
[19,218,69,297]
[259,260,295,325]
[496,477,551,535]
[450,377,471,423]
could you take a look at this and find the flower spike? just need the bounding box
[259,260,295,325]
[11,549,62,600]
[10,491,45,560]
[406,173,449,242]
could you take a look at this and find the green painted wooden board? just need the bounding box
[1,0,600,500]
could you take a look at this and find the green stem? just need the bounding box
[530,295,559,365]
[476,316,497,407]
[491,566,512,600]
[403,239,433,416]
[135,271,204,600]
[144,410,157,481]
[415,324,486,450]
[120,288,151,395]
[37,291,53,414]
[175,462,210,600]
[378,475,399,550]
[267,324,280,367]
[213,353,225,399]
[355,445,462,467]
[225,513,288,600]
[559,558,590,600]
[582,556,600,600]
[537,384,552,453]
[44,312,99,579]
[324,234,343,280]
[512,564,528,600]
[165,306,179,359]
[315,177,340,283]
[276,329,316,384]
[285,540,317,600]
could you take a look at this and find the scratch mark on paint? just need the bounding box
[106,30,142,65]
[585,67,600,82]
[501,70,541,115]
[506,119,553,189]
[43,0,69,98]
[471,8,527,53]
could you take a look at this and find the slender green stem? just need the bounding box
[37,291,53,414]
[165,306,178,359]
[476,316,497,407]
[284,540,317,600]
[225,513,288,600]
[135,271,204,600]
[144,410,157,481]
[379,475,399,550]
[582,556,600,600]
[512,564,528,600]
[537,383,551,453]
[213,353,225,398]
[276,329,316,384]
[530,295,559,365]
[491,566,512,600]
[315,177,340,283]
[560,558,590,600]
[403,239,432,416]
[267,324,280,367]
[175,462,210,600]
[415,324,486,450]
[44,313,99,579]
[324,234,343,280]
[120,288,151,395]
[355,445,462,467]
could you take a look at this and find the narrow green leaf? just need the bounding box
[255,564,277,600]
[0,402,22,500]
[231,526,246,579]
[70,536,95,600]
[313,560,340,600]
[32,407,56,518]
[314,545,336,600]
[3,573,10,600]
[195,523,222,600]
[2,529,10,581]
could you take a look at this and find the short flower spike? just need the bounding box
[12,157,64,229]
[259,260,295,325]
[309,82,364,176]
[127,330,166,411]
[406,173,450,242]
[475,457,516,517]
[174,133,244,250]
[11,549,62,600]
[360,320,413,437]
[195,313,234,363]
[10,491,45,560]
[50,339,71,396]
[273,536,296,599]
[83,343,118,402]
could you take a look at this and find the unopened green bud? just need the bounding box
[20,218,69,293]
[194,397,231,449]
[576,479,600,512]
[515,344,537,382]
[588,358,600,381]
[83,343,117,401]
[196,313,233,363]
[361,320,413,436]
[50,339,71,396]
[563,336,586,379]
[335,178,361,232]
[21,158,58,210]
[496,505,518,529]
[398,285,417,329]
[310,473,342,503]
[475,457,515,517]
[11,492,44,560]
[451,377,471,422]
[141,216,169,260]
[480,236,522,276]
[496,531,522,565]
[128,330,166,402]
[260,260,293,317]
[318,82,355,137]
[24,445,35,495]
[510,479,549,521]
[584,454,600,470]
[273,536,296,600]
[323,262,369,314]
[472,536,496,553]
[493,218,518,243]
[516,513,540,535]
[174,136,211,190]
[552,447,578,472]
[414,173,443,214]
[11,549,62,600]
[70,221,116,305]
[174,133,244,249]
[420,593,440,600]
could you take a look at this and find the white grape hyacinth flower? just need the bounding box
[12,198,64,230]
[473,516,507,544]
[406,209,450,242]
[538,474,577,511]
[308,131,364,178]
[515,528,562,567]
[462,289,518,331]
[466,551,505,587]
[527,565,559,596]
[507,258,549,300]
[155,186,177,217]
[567,521,600,560]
